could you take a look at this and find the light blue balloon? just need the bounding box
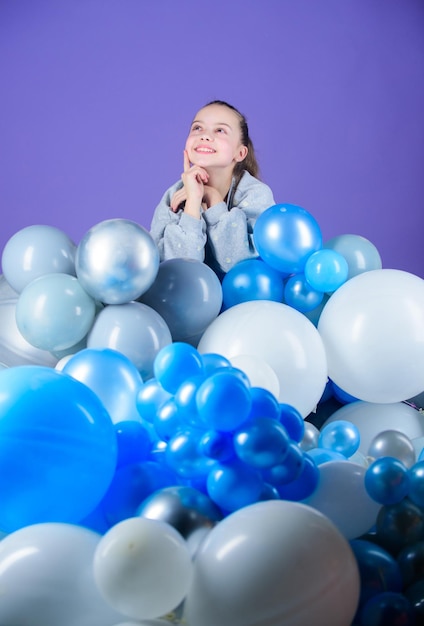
[324,234,382,279]
[15,273,96,352]
[222,259,285,309]
[254,204,322,274]
[63,348,144,424]
[304,249,349,293]
[1,225,76,293]
[87,301,172,379]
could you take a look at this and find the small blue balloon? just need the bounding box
[222,259,285,309]
[276,453,319,501]
[153,397,184,442]
[408,461,424,508]
[136,377,172,423]
[198,430,235,462]
[254,203,322,274]
[201,352,232,376]
[307,448,347,465]
[365,457,410,505]
[360,591,415,626]
[319,419,360,458]
[207,460,263,513]
[304,248,349,293]
[279,403,305,442]
[248,386,281,421]
[166,428,215,479]
[154,342,204,395]
[261,442,305,486]
[174,374,207,428]
[234,417,290,469]
[196,370,252,432]
[284,273,324,313]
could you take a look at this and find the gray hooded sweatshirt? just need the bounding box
[149,171,275,275]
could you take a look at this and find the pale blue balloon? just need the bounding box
[324,234,382,279]
[304,249,349,293]
[1,225,76,293]
[15,273,96,352]
[87,301,172,379]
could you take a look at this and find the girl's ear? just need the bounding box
[235,145,248,163]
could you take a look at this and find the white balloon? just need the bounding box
[303,461,381,540]
[323,401,424,456]
[93,517,193,620]
[198,300,328,417]
[184,500,359,626]
[318,269,424,403]
[0,523,124,626]
[229,353,280,398]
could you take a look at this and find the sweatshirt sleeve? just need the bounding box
[149,182,207,262]
[202,175,275,273]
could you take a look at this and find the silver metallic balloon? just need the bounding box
[75,219,160,304]
[368,429,416,468]
[137,486,222,556]
[299,421,320,451]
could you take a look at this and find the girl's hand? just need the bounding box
[170,187,187,212]
[181,150,209,206]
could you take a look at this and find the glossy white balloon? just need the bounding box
[318,269,424,403]
[0,523,125,626]
[184,500,359,626]
[303,460,381,539]
[93,517,193,620]
[198,300,328,417]
[229,353,280,399]
[323,401,424,456]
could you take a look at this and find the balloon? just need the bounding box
[0,523,125,626]
[318,269,424,403]
[262,442,305,486]
[234,416,290,469]
[397,540,424,588]
[365,457,410,505]
[197,300,328,417]
[367,430,416,467]
[88,301,172,379]
[1,225,76,293]
[0,275,58,367]
[207,460,263,512]
[184,500,360,626]
[229,353,280,398]
[324,233,382,280]
[166,428,215,479]
[136,378,172,423]
[323,401,424,457]
[153,342,204,395]
[360,591,415,626]
[196,370,252,432]
[283,273,324,313]
[276,453,319,501]
[114,421,151,468]
[221,258,285,309]
[139,258,222,343]
[62,348,144,424]
[93,517,193,620]
[376,499,424,555]
[248,386,281,422]
[137,485,221,556]
[318,419,360,458]
[75,218,159,304]
[0,366,117,532]
[15,273,96,352]
[408,461,424,508]
[303,460,381,540]
[253,203,322,274]
[304,248,349,293]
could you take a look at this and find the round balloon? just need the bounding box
[75,219,159,304]
[221,258,285,309]
[197,300,328,417]
[93,517,193,620]
[324,234,382,280]
[15,273,96,352]
[0,366,117,532]
[183,500,359,626]
[318,269,424,403]
[253,203,322,274]
[304,249,349,293]
[87,301,172,379]
[139,258,222,343]
[1,225,76,293]
[0,275,58,367]
[0,522,125,626]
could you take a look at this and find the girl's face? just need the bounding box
[185,104,248,172]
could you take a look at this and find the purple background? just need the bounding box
[1,0,423,276]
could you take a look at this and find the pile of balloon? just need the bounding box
[1,202,424,626]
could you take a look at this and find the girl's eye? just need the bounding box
[192,125,202,132]
[216,128,226,133]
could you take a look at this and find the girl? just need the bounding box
[150,100,275,275]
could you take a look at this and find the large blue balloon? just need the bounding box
[0,366,117,532]
[254,204,322,274]
[222,259,285,309]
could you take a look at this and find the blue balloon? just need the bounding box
[276,453,319,501]
[319,419,360,458]
[174,374,207,428]
[324,233,382,280]
[201,352,232,376]
[279,403,305,442]
[262,442,305,486]
[198,430,235,462]
[196,370,252,432]
[222,259,285,309]
[304,248,349,293]
[360,591,415,626]
[365,457,410,505]
[153,397,184,442]
[154,342,204,394]
[284,273,324,313]
[408,461,424,508]
[234,417,290,469]
[254,203,322,274]
[248,386,281,421]
[166,428,215,479]
[376,499,424,554]
[114,420,151,468]
[0,366,117,532]
[136,377,172,423]
[307,448,347,465]
[207,460,263,513]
